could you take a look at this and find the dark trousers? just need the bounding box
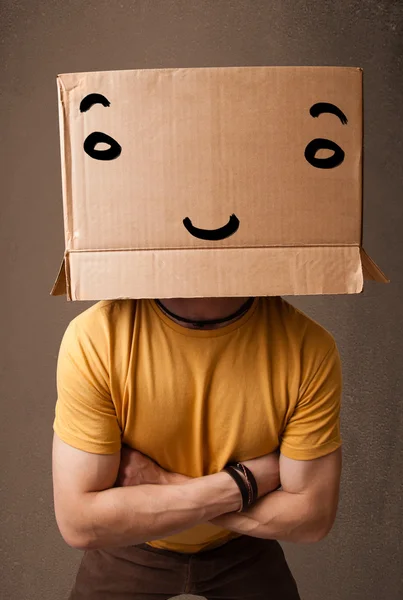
[69,535,301,599]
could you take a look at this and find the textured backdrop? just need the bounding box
[1,1,402,599]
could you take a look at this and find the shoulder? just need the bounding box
[58,300,137,387]
[263,299,342,405]
[67,299,136,337]
[264,296,337,357]
[60,300,137,366]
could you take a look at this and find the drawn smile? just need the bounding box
[182,214,240,241]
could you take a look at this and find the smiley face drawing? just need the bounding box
[58,66,362,262]
[78,85,350,244]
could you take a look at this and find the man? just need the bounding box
[52,294,342,599]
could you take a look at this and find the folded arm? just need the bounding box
[210,448,342,543]
[114,442,341,544]
[52,433,241,551]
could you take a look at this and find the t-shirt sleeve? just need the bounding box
[53,317,122,455]
[280,342,342,461]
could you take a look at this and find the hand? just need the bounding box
[115,445,190,487]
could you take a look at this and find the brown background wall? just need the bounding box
[1,1,402,599]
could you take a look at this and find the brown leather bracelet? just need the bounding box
[222,466,249,512]
[228,462,258,505]
[236,463,253,505]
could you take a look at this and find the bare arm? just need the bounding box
[52,433,241,551]
[210,448,342,543]
[114,443,341,543]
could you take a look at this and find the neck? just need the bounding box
[156,297,253,330]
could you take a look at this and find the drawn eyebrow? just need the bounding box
[80,93,111,113]
[309,102,348,125]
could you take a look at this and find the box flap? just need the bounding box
[360,248,389,283]
[67,245,364,300]
[50,258,68,297]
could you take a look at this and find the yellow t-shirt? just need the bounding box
[54,297,342,553]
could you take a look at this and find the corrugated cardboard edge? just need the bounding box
[65,245,364,300]
[360,248,389,283]
[57,76,73,251]
[51,75,74,301]
[50,246,388,300]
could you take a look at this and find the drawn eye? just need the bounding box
[83,131,122,161]
[304,138,345,169]
[305,102,348,169]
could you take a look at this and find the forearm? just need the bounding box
[210,489,331,544]
[72,472,240,550]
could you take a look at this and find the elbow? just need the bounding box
[304,495,339,544]
[305,516,335,544]
[319,515,337,541]
[55,500,99,551]
[59,527,91,551]
[66,536,90,551]
[56,518,94,551]
[305,528,328,544]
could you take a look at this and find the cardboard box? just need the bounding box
[51,66,388,300]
